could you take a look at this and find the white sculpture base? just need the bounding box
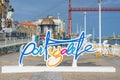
[2,66,116,73]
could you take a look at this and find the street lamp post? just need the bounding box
[98,0,102,53]
[57,13,60,34]
[92,27,95,41]
[84,11,87,35]
[77,24,78,34]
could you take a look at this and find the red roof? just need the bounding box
[20,22,36,27]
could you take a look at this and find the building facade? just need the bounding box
[0,0,10,31]
[19,21,37,37]
[36,16,65,39]
[19,16,65,39]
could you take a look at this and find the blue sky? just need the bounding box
[10,0,120,37]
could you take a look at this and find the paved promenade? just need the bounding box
[0,52,120,80]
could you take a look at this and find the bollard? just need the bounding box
[95,51,99,59]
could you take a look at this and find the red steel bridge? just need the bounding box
[68,0,120,34]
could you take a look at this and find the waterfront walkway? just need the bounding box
[0,52,120,80]
[0,39,31,49]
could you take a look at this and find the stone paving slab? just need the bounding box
[30,72,63,80]
[0,52,120,80]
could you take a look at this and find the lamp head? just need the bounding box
[98,0,102,3]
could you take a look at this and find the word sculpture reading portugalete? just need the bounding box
[19,31,95,67]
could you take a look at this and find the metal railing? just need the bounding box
[94,44,120,56]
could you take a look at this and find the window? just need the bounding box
[41,26,44,34]
[48,26,50,30]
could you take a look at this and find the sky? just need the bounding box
[9,0,120,38]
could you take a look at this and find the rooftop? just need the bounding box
[20,21,36,27]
